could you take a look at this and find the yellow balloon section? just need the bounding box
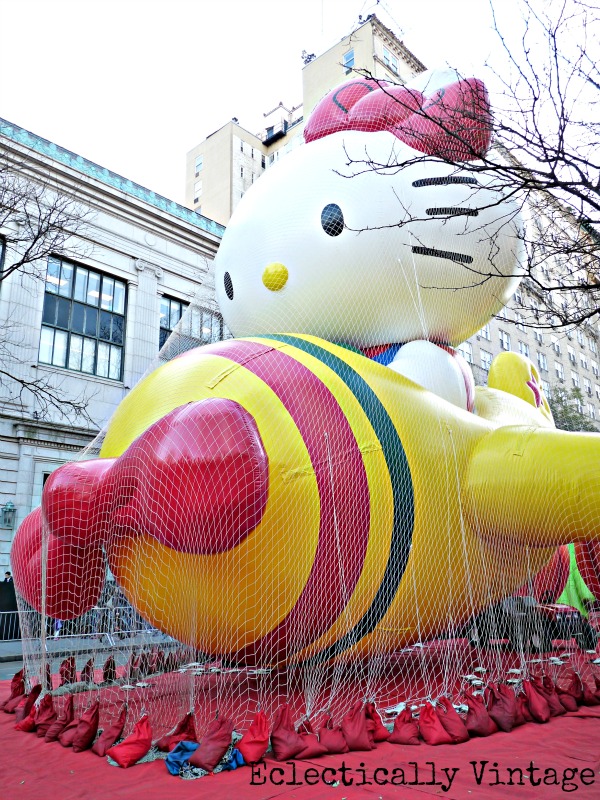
[99,338,595,665]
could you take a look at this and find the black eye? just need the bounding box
[224,272,234,300]
[321,204,344,237]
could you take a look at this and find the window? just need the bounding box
[240,140,244,153]
[193,180,202,203]
[596,384,600,400]
[580,352,588,370]
[577,329,585,346]
[576,396,584,414]
[534,330,543,344]
[159,296,189,349]
[240,167,244,178]
[590,338,597,354]
[251,148,254,159]
[537,352,548,372]
[516,314,525,332]
[194,154,203,176]
[182,306,225,345]
[40,257,126,380]
[496,306,507,320]
[541,380,550,399]
[588,404,596,419]
[518,341,530,358]
[514,288,523,305]
[261,154,266,169]
[479,323,491,340]
[551,335,561,355]
[480,349,493,371]
[383,47,398,74]
[343,49,354,73]
[499,330,511,351]
[555,361,564,381]
[592,360,599,377]
[571,370,580,388]
[584,377,592,395]
[567,345,576,364]
[457,341,473,364]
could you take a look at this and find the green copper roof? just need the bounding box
[0,117,225,238]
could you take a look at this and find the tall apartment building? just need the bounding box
[0,118,225,569]
[185,14,426,225]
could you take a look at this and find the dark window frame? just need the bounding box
[39,256,127,381]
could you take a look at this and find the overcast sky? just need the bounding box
[0,0,517,206]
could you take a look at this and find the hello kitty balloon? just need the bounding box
[214,70,524,408]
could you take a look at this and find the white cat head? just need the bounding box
[215,72,524,348]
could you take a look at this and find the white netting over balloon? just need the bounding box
[8,71,600,761]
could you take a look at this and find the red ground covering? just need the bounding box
[1,680,599,800]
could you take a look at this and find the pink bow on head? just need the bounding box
[304,76,492,161]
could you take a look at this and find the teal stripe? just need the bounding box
[262,334,414,662]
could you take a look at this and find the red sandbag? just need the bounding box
[138,652,150,679]
[103,656,116,683]
[270,704,305,761]
[59,657,76,686]
[163,652,177,673]
[516,692,533,722]
[4,693,26,714]
[341,701,375,751]
[296,732,329,759]
[107,714,152,768]
[1,670,25,711]
[388,709,421,745]
[465,691,498,736]
[72,700,100,752]
[59,719,80,747]
[498,684,518,719]
[16,684,42,723]
[156,711,197,752]
[486,683,516,732]
[154,650,166,673]
[15,705,37,732]
[296,717,314,735]
[92,704,127,757]
[237,710,269,764]
[35,693,57,737]
[563,672,584,705]
[418,702,453,745]
[365,701,390,742]
[557,690,578,712]
[582,682,600,706]
[189,717,233,772]
[80,658,95,684]
[317,717,349,754]
[147,649,159,675]
[125,653,140,683]
[45,695,74,742]
[534,677,566,716]
[513,693,526,727]
[522,679,550,723]
[436,697,469,743]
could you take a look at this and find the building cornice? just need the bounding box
[0,117,225,240]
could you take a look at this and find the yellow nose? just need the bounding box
[262,262,288,291]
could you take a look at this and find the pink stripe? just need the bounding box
[204,339,371,663]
